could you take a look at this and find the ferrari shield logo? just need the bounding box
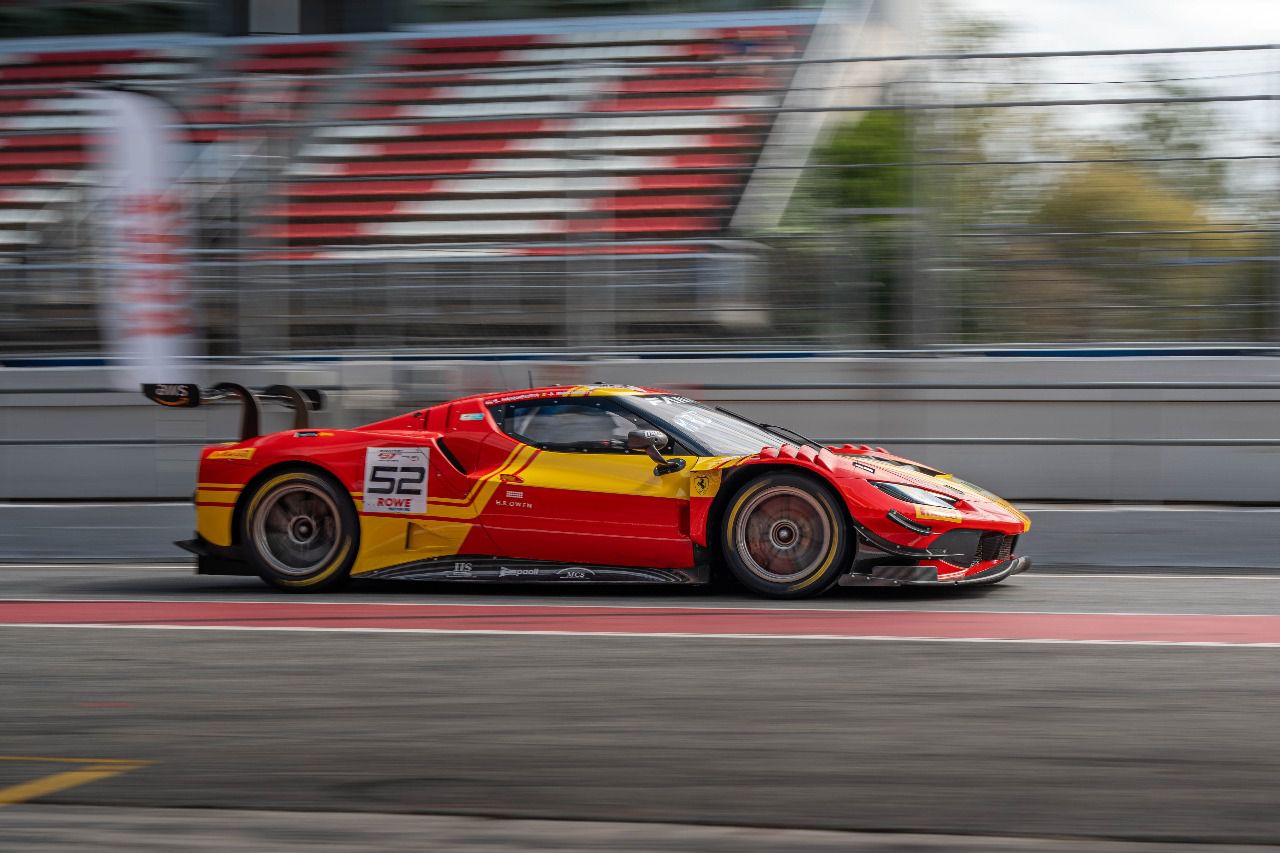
[692,471,720,498]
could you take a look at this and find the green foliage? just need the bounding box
[1035,163,1204,236]
[817,110,911,214]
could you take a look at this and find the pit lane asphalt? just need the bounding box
[3,564,1280,851]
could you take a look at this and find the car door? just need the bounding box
[479,396,696,569]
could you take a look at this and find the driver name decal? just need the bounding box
[363,447,428,514]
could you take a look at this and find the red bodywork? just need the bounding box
[192,384,1030,585]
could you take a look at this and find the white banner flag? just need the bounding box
[91,89,198,392]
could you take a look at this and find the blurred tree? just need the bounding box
[778,8,1267,346]
[791,109,913,346]
[1119,68,1228,202]
[1035,163,1203,239]
[987,162,1264,342]
[818,110,911,213]
[940,64,1261,343]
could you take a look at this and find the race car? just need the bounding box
[158,382,1031,598]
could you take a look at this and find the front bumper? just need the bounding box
[839,556,1032,587]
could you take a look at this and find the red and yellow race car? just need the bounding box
[169,383,1031,598]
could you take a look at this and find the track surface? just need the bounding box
[3,564,1280,851]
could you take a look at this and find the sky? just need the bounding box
[938,0,1278,186]
[957,0,1280,52]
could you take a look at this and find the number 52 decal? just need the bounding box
[363,447,429,514]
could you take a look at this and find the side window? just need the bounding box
[492,399,653,453]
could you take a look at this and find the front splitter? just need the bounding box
[840,556,1033,587]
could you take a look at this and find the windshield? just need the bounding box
[622,395,785,456]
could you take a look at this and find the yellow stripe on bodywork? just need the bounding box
[196,505,235,547]
[352,517,474,575]
[936,474,1032,532]
[196,482,244,547]
[564,385,647,398]
[515,451,695,499]
[429,444,527,507]
[351,446,746,575]
[351,445,534,573]
[196,488,240,504]
[422,445,535,518]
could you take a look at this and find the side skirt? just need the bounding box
[357,555,710,585]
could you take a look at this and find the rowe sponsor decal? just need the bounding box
[363,447,428,514]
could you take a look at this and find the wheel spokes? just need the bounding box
[252,482,342,576]
[734,486,833,583]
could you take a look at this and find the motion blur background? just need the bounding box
[2,0,1279,563]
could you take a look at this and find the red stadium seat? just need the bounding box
[0,19,812,258]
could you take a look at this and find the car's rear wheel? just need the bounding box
[241,469,357,592]
[720,472,849,598]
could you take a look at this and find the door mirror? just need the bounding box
[627,430,685,476]
[627,429,668,454]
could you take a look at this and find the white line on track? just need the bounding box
[2,596,1278,618]
[0,564,194,570]
[2,621,1278,647]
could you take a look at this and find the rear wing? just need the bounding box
[142,383,325,441]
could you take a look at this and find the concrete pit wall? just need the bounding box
[4,356,1280,566]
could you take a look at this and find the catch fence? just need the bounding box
[1,36,1276,356]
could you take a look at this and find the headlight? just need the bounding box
[871,481,958,508]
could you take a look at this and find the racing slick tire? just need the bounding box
[241,468,358,592]
[720,472,850,598]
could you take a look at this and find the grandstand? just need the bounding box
[0,5,891,352]
[269,23,807,257]
[0,44,202,251]
[0,14,825,258]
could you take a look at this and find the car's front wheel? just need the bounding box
[241,468,358,592]
[719,472,849,598]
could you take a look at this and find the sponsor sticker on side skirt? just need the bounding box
[557,567,596,580]
[499,567,539,578]
[363,447,428,514]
